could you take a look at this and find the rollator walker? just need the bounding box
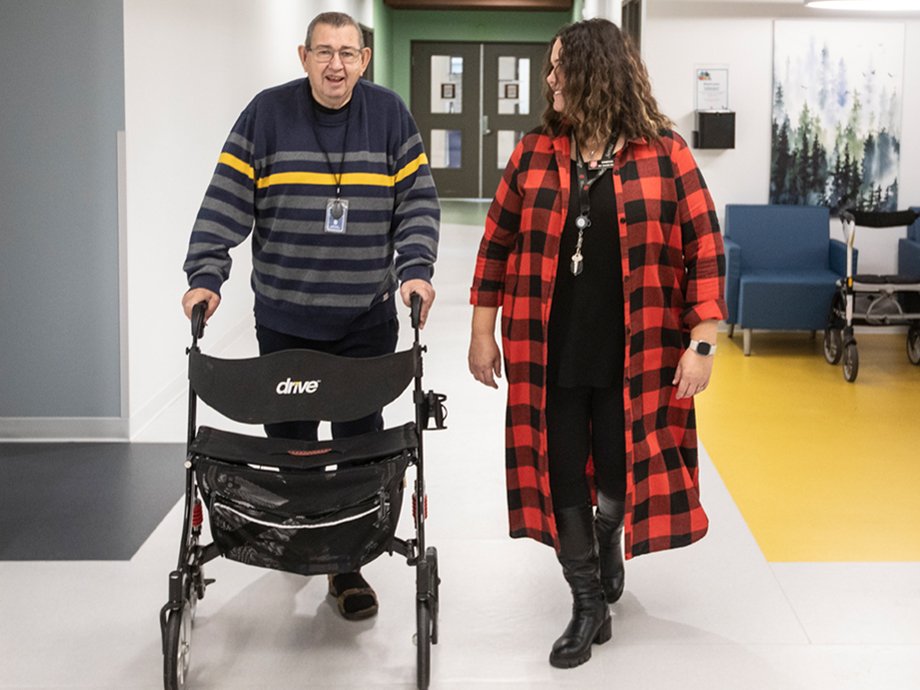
[824,208,920,381]
[159,295,446,690]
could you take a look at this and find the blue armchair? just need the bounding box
[723,204,854,355]
[897,207,920,278]
[897,207,920,313]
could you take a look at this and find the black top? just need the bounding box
[547,161,625,388]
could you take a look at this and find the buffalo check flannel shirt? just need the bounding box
[471,127,727,557]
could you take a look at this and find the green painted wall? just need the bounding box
[383,7,580,105]
[371,0,392,88]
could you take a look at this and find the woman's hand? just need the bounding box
[469,306,502,388]
[469,333,503,388]
[673,319,718,399]
[673,350,714,399]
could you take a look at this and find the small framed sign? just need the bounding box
[441,83,456,100]
[504,83,519,100]
[696,67,729,111]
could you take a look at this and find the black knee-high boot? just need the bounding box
[595,491,626,603]
[549,503,612,669]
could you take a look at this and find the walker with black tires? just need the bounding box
[159,294,446,690]
[824,208,920,382]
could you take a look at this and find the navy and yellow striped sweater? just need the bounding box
[184,78,439,340]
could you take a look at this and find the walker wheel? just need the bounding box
[163,601,193,690]
[823,327,843,365]
[907,326,920,366]
[415,598,431,690]
[842,342,859,383]
[427,546,440,645]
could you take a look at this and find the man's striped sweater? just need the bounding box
[184,77,440,340]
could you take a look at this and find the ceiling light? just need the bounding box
[806,1,920,9]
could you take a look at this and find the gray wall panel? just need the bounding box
[0,0,125,417]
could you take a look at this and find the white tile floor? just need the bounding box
[2,218,918,689]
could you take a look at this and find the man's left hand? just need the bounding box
[400,279,436,329]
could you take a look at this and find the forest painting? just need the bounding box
[771,21,904,211]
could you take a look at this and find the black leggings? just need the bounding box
[546,384,627,509]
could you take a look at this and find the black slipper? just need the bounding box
[328,572,379,621]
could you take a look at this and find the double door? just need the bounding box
[411,41,548,199]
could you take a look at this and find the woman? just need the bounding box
[468,19,727,669]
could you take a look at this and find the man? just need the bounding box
[181,11,439,621]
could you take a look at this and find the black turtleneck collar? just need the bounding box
[307,81,352,116]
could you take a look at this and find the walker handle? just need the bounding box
[410,292,422,330]
[191,301,207,341]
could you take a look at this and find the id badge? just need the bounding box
[325,198,349,234]
[587,158,615,171]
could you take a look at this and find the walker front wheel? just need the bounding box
[823,327,842,365]
[415,599,431,690]
[907,326,920,366]
[842,342,859,383]
[163,601,193,690]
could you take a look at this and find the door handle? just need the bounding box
[482,115,492,136]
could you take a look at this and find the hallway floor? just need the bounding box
[1,201,917,689]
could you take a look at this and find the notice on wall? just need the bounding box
[696,68,729,111]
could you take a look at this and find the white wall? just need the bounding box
[643,0,920,274]
[123,0,373,438]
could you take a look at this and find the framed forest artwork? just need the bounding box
[771,21,904,212]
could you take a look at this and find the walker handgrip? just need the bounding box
[191,301,207,340]
[410,292,422,330]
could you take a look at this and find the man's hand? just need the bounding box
[400,279,435,329]
[182,288,220,322]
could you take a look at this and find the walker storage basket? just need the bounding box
[193,425,414,576]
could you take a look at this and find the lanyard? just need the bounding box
[570,136,617,276]
[311,99,351,219]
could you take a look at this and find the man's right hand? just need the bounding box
[182,288,221,322]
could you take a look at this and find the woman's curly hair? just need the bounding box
[541,19,672,145]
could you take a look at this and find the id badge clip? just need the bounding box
[325,198,349,234]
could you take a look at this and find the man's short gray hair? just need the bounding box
[306,12,364,50]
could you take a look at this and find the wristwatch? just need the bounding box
[689,340,716,356]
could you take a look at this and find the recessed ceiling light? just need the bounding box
[806,1,920,10]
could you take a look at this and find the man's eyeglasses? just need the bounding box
[309,47,362,64]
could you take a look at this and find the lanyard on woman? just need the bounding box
[570,136,617,276]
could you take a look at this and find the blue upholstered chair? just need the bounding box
[897,207,920,278]
[722,204,854,355]
[897,208,920,314]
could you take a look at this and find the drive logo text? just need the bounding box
[276,378,321,395]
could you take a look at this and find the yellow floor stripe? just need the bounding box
[697,331,920,562]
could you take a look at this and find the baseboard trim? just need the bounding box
[0,417,129,442]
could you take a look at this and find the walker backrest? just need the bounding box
[189,346,418,425]
[852,208,920,231]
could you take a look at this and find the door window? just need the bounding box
[429,130,462,169]
[430,55,463,114]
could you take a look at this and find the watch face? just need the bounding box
[696,341,712,356]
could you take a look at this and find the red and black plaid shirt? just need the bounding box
[471,128,727,558]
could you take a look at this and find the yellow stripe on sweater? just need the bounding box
[395,153,428,183]
[218,153,254,179]
[256,171,393,188]
[246,153,430,189]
